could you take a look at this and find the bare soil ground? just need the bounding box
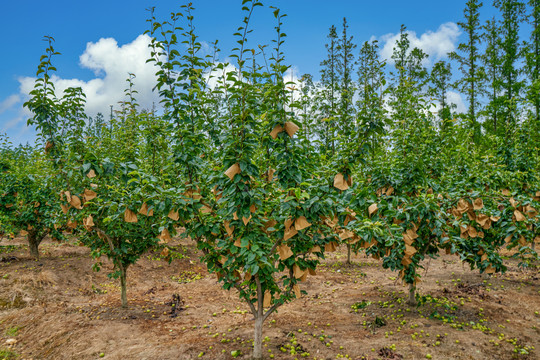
[0,236,538,360]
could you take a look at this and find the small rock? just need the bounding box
[5,338,17,345]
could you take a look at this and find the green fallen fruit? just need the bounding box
[231,350,241,357]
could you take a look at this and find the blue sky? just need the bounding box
[0,0,501,145]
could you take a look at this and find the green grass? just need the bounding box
[4,326,19,337]
[0,348,18,360]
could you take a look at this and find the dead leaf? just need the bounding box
[87,169,96,178]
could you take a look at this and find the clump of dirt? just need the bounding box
[166,293,185,318]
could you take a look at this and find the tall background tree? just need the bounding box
[449,0,484,142]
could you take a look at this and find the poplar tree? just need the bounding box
[525,0,540,134]
[319,25,340,155]
[337,17,357,142]
[430,60,455,130]
[388,25,429,132]
[449,0,484,142]
[494,0,526,135]
[297,73,317,144]
[356,40,387,154]
[482,17,504,135]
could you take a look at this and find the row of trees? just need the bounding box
[298,0,540,154]
[1,1,539,359]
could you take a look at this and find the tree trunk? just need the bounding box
[407,283,416,305]
[27,231,44,260]
[119,264,128,308]
[347,244,351,264]
[252,316,264,360]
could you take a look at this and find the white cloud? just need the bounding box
[379,22,460,65]
[0,95,20,115]
[447,91,466,114]
[19,34,160,119]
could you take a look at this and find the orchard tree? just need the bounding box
[0,138,62,259]
[147,3,343,359]
[24,38,178,308]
